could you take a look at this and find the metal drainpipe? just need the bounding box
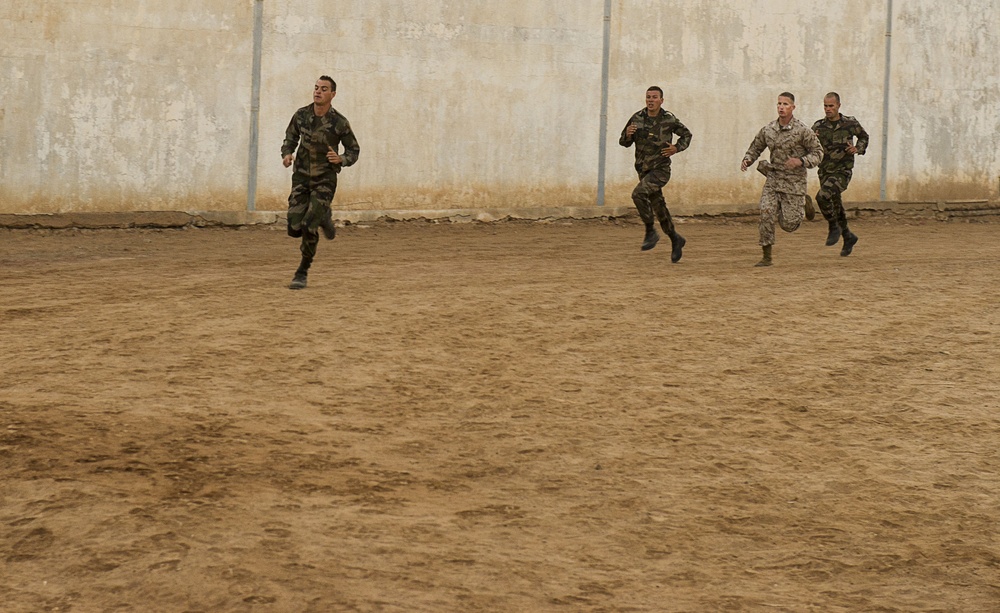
[879,0,893,201]
[596,0,612,206]
[247,0,264,212]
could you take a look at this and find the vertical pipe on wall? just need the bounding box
[247,0,264,212]
[596,0,612,206]
[879,0,893,201]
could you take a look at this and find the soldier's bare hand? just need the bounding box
[845,145,858,155]
[626,124,638,137]
[785,157,803,169]
[282,154,294,168]
[661,145,678,158]
[327,147,342,164]
[740,159,749,172]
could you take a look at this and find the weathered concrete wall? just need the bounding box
[605,1,888,209]
[889,0,1000,201]
[0,1,253,214]
[1,1,997,214]
[253,2,605,211]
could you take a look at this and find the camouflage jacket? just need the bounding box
[743,117,823,195]
[281,104,360,180]
[811,114,869,176]
[619,108,692,173]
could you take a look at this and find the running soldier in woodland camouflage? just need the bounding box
[812,92,869,256]
[281,76,360,290]
[619,86,692,262]
[741,92,823,267]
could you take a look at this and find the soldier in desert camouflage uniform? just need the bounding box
[741,92,823,267]
[281,76,360,290]
[812,92,869,256]
[619,86,692,262]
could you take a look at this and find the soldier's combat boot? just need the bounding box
[840,230,858,257]
[804,195,817,221]
[288,257,311,290]
[825,220,841,246]
[754,245,773,267]
[288,272,307,290]
[641,224,660,251]
[670,233,686,263]
[320,210,337,240]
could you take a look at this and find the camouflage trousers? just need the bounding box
[631,166,676,236]
[816,171,852,230]
[287,177,337,260]
[758,186,804,246]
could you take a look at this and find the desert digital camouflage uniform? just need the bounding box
[742,118,823,246]
[619,108,692,234]
[282,104,360,260]
[811,114,869,230]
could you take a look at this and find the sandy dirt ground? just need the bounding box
[1,217,999,612]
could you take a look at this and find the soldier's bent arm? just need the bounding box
[619,116,636,148]
[281,114,301,158]
[800,129,824,168]
[743,128,767,165]
[673,120,692,152]
[853,120,870,156]
[338,121,361,167]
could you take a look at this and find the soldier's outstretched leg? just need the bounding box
[633,167,671,252]
[756,190,778,266]
[290,229,320,290]
[815,189,839,245]
[817,174,850,246]
[289,256,311,290]
[755,245,773,267]
[832,188,858,256]
[652,188,685,263]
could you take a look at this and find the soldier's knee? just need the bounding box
[780,219,801,233]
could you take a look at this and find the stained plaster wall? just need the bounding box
[1,1,996,214]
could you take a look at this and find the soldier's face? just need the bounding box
[824,97,841,120]
[314,80,335,106]
[777,96,794,119]
[646,90,663,113]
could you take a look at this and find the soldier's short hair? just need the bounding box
[319,75,337,92]
[825,92,841,103]
[779,91,795,103]
[646,86,663,97]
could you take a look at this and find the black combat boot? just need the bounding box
[320,210,337,240]
[659,219,684,263]
[641,224,660,251]
[669,233,686,263]
[825,220,841,246]
[754,245,773,267]
[288,257,312,290]
[840,230,858,257]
